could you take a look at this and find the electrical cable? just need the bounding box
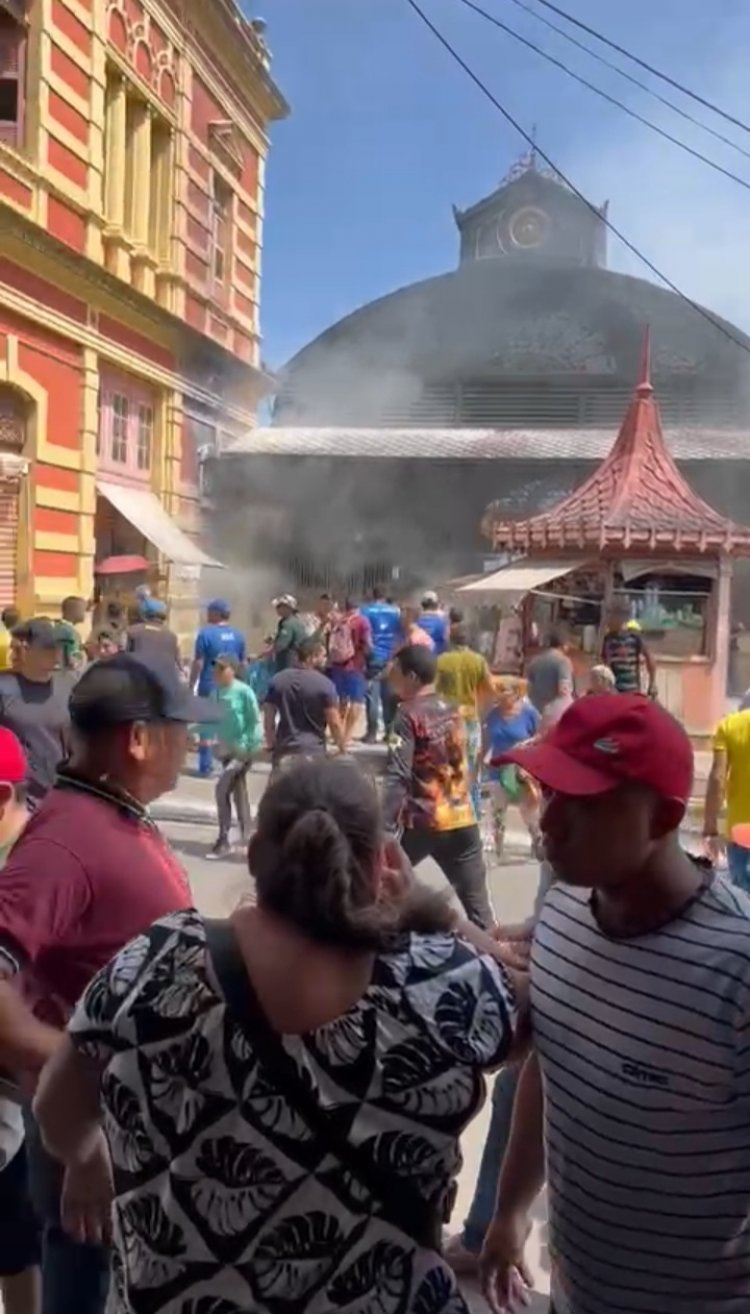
[455,0,750,194]
[504,0,750,164]
[404,0,750,360]
[531,0,750,139]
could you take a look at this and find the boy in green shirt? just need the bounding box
[208,654,262,860]
[56,596,86,672]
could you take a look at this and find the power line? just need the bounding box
[404,0,750,361]
[456,0,750,194]
[532,0,750,139]
[504,0,750,165]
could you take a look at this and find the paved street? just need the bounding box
[164,816,551,1314]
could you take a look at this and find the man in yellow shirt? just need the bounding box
[436,626,494,820]
[704,706,750,890]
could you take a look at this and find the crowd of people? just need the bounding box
[0,582,747,1314]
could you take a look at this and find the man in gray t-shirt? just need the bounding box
[526,633,573,714]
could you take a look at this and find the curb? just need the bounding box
[152,797,707,847]
[150,799,535,850]
[151,800,220,826]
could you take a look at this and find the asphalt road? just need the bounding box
[163,819,551,1314]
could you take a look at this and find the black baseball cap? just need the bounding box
[69,653,217,731]
[13,618,61,650]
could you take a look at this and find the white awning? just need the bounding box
[458,558,581,597]
[97,479,222,568]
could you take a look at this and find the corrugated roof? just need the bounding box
[219,426,750,462]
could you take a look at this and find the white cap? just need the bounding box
[421,589,439,605]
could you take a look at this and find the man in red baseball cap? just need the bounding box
[494,691,693,890]
[480,695,750,1314]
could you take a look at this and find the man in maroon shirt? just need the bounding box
[0,652,215,1314]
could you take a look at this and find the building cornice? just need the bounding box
[2,205,274,395]
[163,0,289,128]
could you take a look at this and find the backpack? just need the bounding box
[329,614,356,665]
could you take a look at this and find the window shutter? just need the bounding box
[0,8,22,77]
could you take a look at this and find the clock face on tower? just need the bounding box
[505,206,550,250]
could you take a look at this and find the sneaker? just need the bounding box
[206,841,231,861]
[443,1233,480,1277]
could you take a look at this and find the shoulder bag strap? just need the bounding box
[203,917,442,1251]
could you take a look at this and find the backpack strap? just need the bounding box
[203,917,444,1251]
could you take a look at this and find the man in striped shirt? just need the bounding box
[481,694,750,1314]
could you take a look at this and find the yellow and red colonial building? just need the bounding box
[0,0,287,627]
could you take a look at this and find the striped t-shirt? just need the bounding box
[533,872,750,1314]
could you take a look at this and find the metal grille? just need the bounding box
[276,378,750,429]
[0,480,19,607]
[0,390,24,449]
[287,556,393,601]
[460,382,582,425]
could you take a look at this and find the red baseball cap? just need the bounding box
[495,693,693,802]
[0,727,26,785]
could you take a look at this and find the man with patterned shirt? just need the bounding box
[384,644,494,928]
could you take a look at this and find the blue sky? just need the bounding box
[250,0,750,368]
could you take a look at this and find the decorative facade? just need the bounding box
[0,0,287,624]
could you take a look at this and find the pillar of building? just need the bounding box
[711,555,733,731]
[103,73,128,279]
[131,103,152,246]
[130,103,155,297]
[78,348,99,602]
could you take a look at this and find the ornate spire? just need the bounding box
[488,329,750,553]
[636,323,652,396]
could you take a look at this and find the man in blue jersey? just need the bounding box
[361,587,401,741]
[419,590,449,655]
[189,599,246,776]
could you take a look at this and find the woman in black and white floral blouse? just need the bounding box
[34,757,523,1314]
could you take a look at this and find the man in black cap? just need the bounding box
[0,619,74,810]
[0,653,215,1314]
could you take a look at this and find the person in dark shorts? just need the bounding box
[264,638,346,769]
[601,602,657,695]
[384,644,494,929]
[0,620,73,809]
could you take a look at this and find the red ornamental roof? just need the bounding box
[489,329,750,554]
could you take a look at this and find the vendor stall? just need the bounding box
[476,331,750,734]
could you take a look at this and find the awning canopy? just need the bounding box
[458,558,581,598]
[95,554,150,576]
[97,479,222,568]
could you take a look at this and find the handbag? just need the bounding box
[203,918,448,1251]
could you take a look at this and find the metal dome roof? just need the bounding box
[277,261,750,424]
